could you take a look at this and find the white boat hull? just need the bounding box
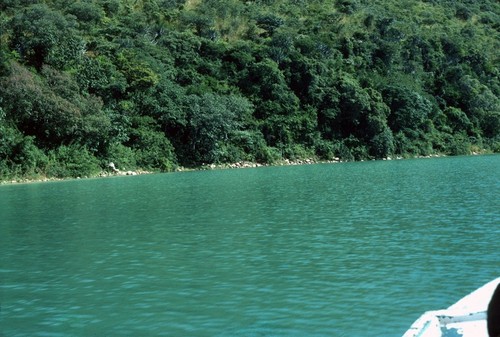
[402,277,500,337]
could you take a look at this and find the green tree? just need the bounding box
[458,76,500,138]
[125,115,177,171]
[256,14,284,37]
[1,62,111,150]
[46,145,101,178]
[1,0,499,180]
[383,85,432,134]
[0,124,47,178]
[76,55,127,101]
[370,126,395,159]
[132,78,187,135]
[10,4,84,69]
[183,93,253,164]
[66,2,104,25]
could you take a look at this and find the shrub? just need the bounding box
[447,133,472,156]
[0,125,48,178]
[104,143,137,171]
[46,145,101,178]
[370,128,395,159]
[128,128,177,172]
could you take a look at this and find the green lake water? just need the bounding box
[1,155,499,337]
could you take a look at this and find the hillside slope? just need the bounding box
[1,0,499,179]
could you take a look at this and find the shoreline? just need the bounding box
[0,158,330,185]
[1,151,493,186]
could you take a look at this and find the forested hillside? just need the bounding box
[1,0,499,179]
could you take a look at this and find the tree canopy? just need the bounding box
[0,0,499,179]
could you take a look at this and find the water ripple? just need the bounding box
[0,155,498,337]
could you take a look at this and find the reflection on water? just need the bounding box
[1,155,499,337]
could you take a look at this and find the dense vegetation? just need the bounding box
[1,0,499,180]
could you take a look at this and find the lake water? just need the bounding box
[1,155,499,337]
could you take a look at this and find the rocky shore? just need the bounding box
[0,153,458,185]
[0,158,336,185]
[194,153,452,171]
[197,158,341,171]
[0,165,153,185]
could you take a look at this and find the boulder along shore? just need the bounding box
[0,153,454,185]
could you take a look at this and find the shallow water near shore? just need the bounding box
[1,155,499,337]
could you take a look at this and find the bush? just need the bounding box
[104,143,137,171]
[333,141,354,161]
[486,137,500,153]
[67,2,104,24]
[335,0,360,14]
[0,125,48,178]
[46,145,101,178]
[315,140,336,160]
[10,4,84,69]
[255,145,282,164]
[447,133,472,156]
[370,128,395,159]
[332,136,368,161]
[129,128,177,172]
[283,144,315,161]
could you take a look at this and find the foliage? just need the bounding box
[0,0,499,180]
[181,93,254,164]
[125,116,177,172]
[0,124,47,178]
[9,4,84,69]
[46,145,101,178]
